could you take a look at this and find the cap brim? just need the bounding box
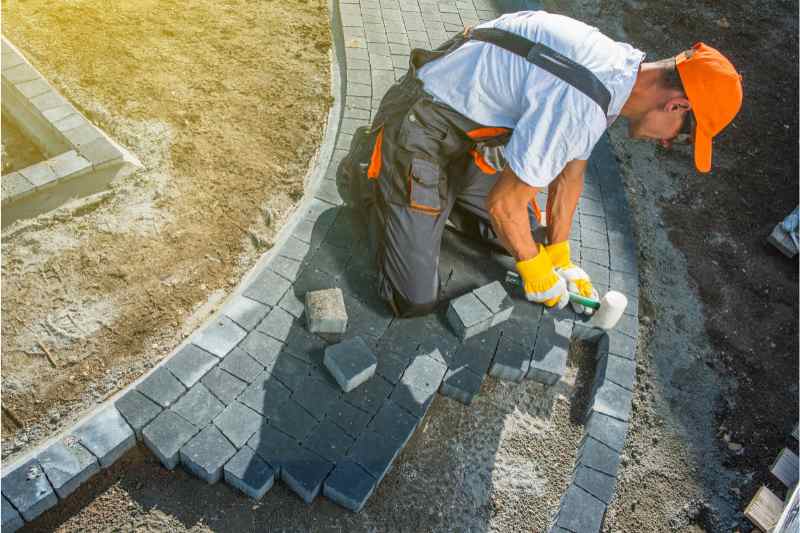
[693,126,712,173]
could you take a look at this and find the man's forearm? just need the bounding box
[486,167,541,261]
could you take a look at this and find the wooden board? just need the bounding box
[746,486,784,532]
[772,448,800,489]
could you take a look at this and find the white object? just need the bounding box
[588,291,628,330]
[417,10,645,188]
[556,265,600,316]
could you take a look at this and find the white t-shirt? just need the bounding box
[417,11,645,187]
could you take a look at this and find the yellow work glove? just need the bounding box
[545,241,599,316]
[516,245,569,309]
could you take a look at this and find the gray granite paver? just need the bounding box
[1,459,57,521]
[224,446,275,499]
[38,438,100,499]
[214,401,265,448]
[180,425,237,484]
[193,315,246,358]
[2,495,24,532]
[219,347,264,383]
[165,344,219,388]
[114,390,163,441]
[238,330,284,367]
[171,384,225,428]
[72,406,135,468]
[201,368,248,406]
[243,268,292,306]
[323,460,378,512]
[222,294,268,331]
[136,366,186,408]
[303,420,356,463]
[281,447,334,504]
[142,410,198,469]
[324,337,378,392]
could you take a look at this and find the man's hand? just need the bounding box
[545,241,599,315]
[516,244,569,309]
[486,166,540,261]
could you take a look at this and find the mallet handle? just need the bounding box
[569,292,601,310]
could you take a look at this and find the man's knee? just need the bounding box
[392,292,439,318]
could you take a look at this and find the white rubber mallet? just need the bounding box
[505,271,628,330]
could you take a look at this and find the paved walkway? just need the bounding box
[1,1,639,531]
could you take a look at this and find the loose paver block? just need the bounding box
[323,460,378,512]
[292,376,342,420]
[281,447,334,504]
[446,292,492,340]
[213,401,265,449]
[573,464,616,504]
[303,419,356,463]
[367,399,418,446]
[142,410,198,469]
[347,430,402,482]
[555,484,606,533]
[165,344,219,388]
[305,288,348,336]
[440,367,484,405]
[224,446,275,500]
[219,347,264,383]
[490,336,531,382]
[37,437,100,499]
[180,425,237,484]
[2,495,24,532]
[115,390,163,441]
[473,281,514,326]
[324,336,377,392]
[192,315,247,358]
[527,318,570,386]
[223,295,271,331]
[171,384,225,428]
[72,406,135,468]
[201,368,247,406]
[136,367,186,408]
[1,459,57,521]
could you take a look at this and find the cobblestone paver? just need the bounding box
[1,1,638,529]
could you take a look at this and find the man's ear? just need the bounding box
[664,96,691,113]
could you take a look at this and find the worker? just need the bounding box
[337,10,742,317]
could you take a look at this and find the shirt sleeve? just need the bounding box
[503,87,603,187]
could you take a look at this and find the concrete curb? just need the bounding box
[1,1,639,529]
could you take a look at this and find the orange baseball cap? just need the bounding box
[676,42,743,172]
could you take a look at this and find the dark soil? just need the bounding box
[629,0,798,504]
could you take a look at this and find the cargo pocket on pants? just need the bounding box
[408,157,442,216]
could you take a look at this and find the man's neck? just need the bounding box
[620,63,662,120]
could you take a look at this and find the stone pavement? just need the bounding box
[1,0,640,531]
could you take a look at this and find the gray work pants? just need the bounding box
[345,77,540,317]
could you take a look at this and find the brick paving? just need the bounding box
[1,1,640,530]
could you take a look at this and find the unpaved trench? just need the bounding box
[1,0,332,460]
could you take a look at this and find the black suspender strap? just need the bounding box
[468,27,612,117]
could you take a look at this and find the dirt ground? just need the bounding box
[3,0,798,531]
[1,0,332,458]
